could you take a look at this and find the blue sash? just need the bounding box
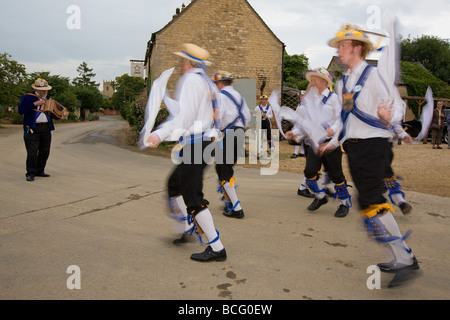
[220,90,245,133]
[339,65,392,140]
[258,104,271,124]
[195,71,219,130]
[322,91,334,105]
[320,91,335,130]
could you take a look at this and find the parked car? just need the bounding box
[402,109,449,144]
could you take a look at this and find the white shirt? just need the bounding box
[292,87,342,143]
[254,104,273,119]
[334,61,392,142]
[154,68,218,141]
[217,85,250,130]
[35,92,48,123]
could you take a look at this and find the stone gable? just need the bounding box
[145,0,284,102]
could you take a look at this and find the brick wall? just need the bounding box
[149,0,284,105]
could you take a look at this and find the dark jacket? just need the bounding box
[18,93,55,131]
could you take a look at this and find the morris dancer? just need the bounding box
[320,24,419,286]
[255,95,273,152]
[286,68,351,218]
[147,43,226,262]
[213,70,250,219]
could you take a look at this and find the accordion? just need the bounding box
[42,98,65,120]
[28,93,66,120]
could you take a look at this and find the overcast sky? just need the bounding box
[1,0,449,90]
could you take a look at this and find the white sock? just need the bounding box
[195,208,224,252]
[378,211,414,265]
[340,199,350,207]
[299,177,307,191]
[223,181,242,211]
[316,191,326,199]
[319,172,331,185]
[391,193,406,206]
[316,176,326,199]
[294,145,300,154]
[170,196,192,234]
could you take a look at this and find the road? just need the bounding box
[1,116,449,301]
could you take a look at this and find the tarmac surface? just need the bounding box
[1,116,449,300]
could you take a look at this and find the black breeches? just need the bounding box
[23,123,51,176]
[345,138,388,210]
[167,140,212,214]
[304,146,345,184]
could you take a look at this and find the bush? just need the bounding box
[10,112,23,124]
[123,92,170,146]
[401,61,450,117]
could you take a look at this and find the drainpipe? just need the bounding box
[281,43,286,106]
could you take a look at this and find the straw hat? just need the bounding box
[328,24,374,50]
[173,43,212,66]
[212,70,236,82]
[31,78,52,91]
[305,67,333,87]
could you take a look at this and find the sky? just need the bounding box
[1,0,449,90]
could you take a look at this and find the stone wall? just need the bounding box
[149,0,284,104]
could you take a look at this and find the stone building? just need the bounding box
[144,0,285,102]
[326,55,378,81]
[102,80,114,99]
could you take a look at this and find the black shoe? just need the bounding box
[297,188,315,198]
[334,204,349,218]
[173,234,192,246]
[307,197,328,211]
[388,267,421,288]
[290,153,298,158]
[26,175,35,182]
[190,245,227,262]
[36,172,50,177]
[399,202,412,214]
[223,209,244,219]
[377,256,420,273]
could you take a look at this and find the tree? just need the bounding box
[57,90,80,112]
[0,52,27,107]
[73,62,99,88]
[401,61,450,116]
[283,51,309,90]
[111,74,146,118]
[400,35,450,84]
[72,62,102,116]
[73,85,103,116]
[24,72,80,113]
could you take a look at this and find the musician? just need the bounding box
[18,78,64,181]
